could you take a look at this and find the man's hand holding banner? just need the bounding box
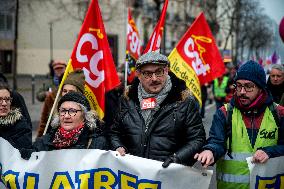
[0,138,213,189]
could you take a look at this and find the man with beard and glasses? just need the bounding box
[194,60,284,189]
[109,51,205,168]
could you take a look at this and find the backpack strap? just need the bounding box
[268,102,280,128]
[225,103,233,159]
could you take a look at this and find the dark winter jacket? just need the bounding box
[267,77,284,104]
[0,108,32,150]
[33,120,109,151]
[109,73,206,166]
[203,92,284,161]
[11,91,32,129]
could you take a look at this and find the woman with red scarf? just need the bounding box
[33,92,108,151]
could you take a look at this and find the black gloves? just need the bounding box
[162,154,178,168]
[19,148,34,160]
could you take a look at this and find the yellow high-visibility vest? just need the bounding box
[216,105,278,189]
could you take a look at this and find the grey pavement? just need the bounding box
[10,74,218,189]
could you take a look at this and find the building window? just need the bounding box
[0,14,13,31]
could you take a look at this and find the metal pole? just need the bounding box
[49,22,53,62]
[31,74,35,104]
[12,0,19,90]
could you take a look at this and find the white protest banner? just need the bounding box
[0,138,212,189]
[247,156,284,189]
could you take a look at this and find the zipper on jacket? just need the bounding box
[250,113,255,148]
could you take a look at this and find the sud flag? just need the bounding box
[168,12,225,105]
[126,8,142,83]
[62,0,120,119]
[143,0,168,54]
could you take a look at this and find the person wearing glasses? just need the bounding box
[110,51,205,168]
[194,60,284,189]
[0,82,32,150]
[33,92,107,151]
[37,69,85,138]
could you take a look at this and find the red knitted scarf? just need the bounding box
[53,124,84,149]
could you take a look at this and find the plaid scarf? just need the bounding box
[53,124,84,149]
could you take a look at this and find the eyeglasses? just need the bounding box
[59,108,82,117]
[235,83,256,92]
[0,97,12,104]
[140,68,165,79]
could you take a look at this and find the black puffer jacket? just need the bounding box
[0,108,32,150]
[33,120,109,151]
[110,73,206,166]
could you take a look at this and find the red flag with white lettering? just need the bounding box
[169,12,225,105]
[143,0,168,54]
[126,8,142,83]
[127,8,142,60]
[64,0,120,118]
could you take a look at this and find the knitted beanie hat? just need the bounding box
[136,51,169,69]
[234,60,266,89]
[58,91,91,111]
[63,69,85,94]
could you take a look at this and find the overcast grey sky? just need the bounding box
[258,0,284,24]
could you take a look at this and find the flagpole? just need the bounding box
[43,60,72,135]
[124,0,129,89]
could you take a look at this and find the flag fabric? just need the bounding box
[271,51,278,64]
[143,0,168,54]
[168,12,225,105]
[63,0,120,119]
[126,8,142,83]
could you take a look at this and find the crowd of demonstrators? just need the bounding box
[0,82,32,151]
[213,74,229,110]
[109,51,206,167]
[37,69,85,137]
[33,92,108,151]
[195,60,284,189]
[266,64,284,104]
[36,60,66,102]
[1,52,284,189]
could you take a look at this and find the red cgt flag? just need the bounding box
[126,8,142,83]
[127,8,142,60]
[63,0,120,119]
[143,0,168,54]
[169,12,225,105]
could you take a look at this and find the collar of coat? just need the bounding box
[0,108,22,126]
[124,72,192,105]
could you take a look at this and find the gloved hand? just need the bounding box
[162,154,178,168]
[19,148,33,160]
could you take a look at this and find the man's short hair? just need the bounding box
[270,64,284,72]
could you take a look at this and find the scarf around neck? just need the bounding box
[138,75,172,127]
[234,90,269,114]
[52,123,84,149]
